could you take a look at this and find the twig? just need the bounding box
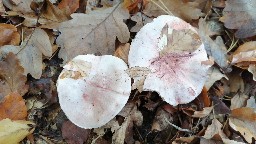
[164,117,193,133]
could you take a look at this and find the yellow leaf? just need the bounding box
[0,118,35,144]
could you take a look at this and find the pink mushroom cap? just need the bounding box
[128,15,211,106]
[57,55,131,128]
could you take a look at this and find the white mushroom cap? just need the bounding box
[128,15,211,106]
[57,55,131,129]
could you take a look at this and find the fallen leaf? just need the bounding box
[205,66,228,90]
[232,41,256,69]
[210,96,230,115]
[220,0,256,38]
[0,118,35,144]
[248,65,256,81]
[22,0,70,28]
[126,67,151,92]
[61,120,90,144]
[0,92,27,120]
[130,12,152,32]
[231,107,256,122]
[123,0,141,13]
[228,72,244,93]
[113,102,143,144]
[114,43,130,64]
[2,0,33,13]
[199,18,230,72]
[0,28,52,79]
[192,106,213,118]
[143,0,204,22]
[0,52,28,98]
[0,0,5,14]
[0,23,20,46]
[246,96,256,109]
[229,117,256,143]
[203,118,222,140]
[230,93,248,110]
[57,3,130,64]
[151,105,173,131]
[58,0,80,14]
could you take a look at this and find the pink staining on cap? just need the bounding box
[128,15,211,106]
[57,55,131,129]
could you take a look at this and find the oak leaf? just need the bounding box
[0,52,28,99]
[0,28,52,79]
[143,0,204,22]
[220,0,256,38]
[56,3,130,64]
[0,92,27,120]
[0,24,20,46]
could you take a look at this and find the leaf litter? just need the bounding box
[0,0,256,143]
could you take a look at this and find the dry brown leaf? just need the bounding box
[126,67,151,92]
[231,107,256,122]
[58,0,79,14]
[130,12,152,32]
[2,0,33,13]
[205,66,228,90]
[229,117,256,143]
[228,72,244,93]
[0,24,20,46]
[199,18,229,71]
[198,87,211,107]
[248,65,256,81]
[123,0,141,13]
[61,120,90,144]
[143,0,204,22]
[230,93,248,110]
[0,52,28,99]
[203,118,223,140]
[232,41,256,69]
[0,0,5,14]
[0,92,27,120]
[220,0,256,38]
[114,43,130,64]
[0,28,52,79]
[56,3,130,64]
[22,0,70,28]
[192,106,213,118]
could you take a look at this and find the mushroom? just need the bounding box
[57,55,131,129]
[128,15,212,106]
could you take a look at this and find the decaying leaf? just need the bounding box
[2,0,33,13]
[248,65,256,81]
[192,106,213,118]
[113,102,143,144]
[0,118,35,144]
[129,15,211,106]
[58,0,80,15]
[130,12,152,32]
[230,93,248,110]
[0,92,27,120]
[61,120,90,144]
[114,43,130,64]
[143,0,204,22]
[0,0,4,14]
[0,24,20,46]
[199,18,230,71]
[205,66,228,90]
[126,67,151,92]
[0,28,52,79]
[220,0,256,38]
[0,52,28,99]
[229,117,256,143]
[246,96,256,109]
[231,107,256,122]
[57,3,130,64]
